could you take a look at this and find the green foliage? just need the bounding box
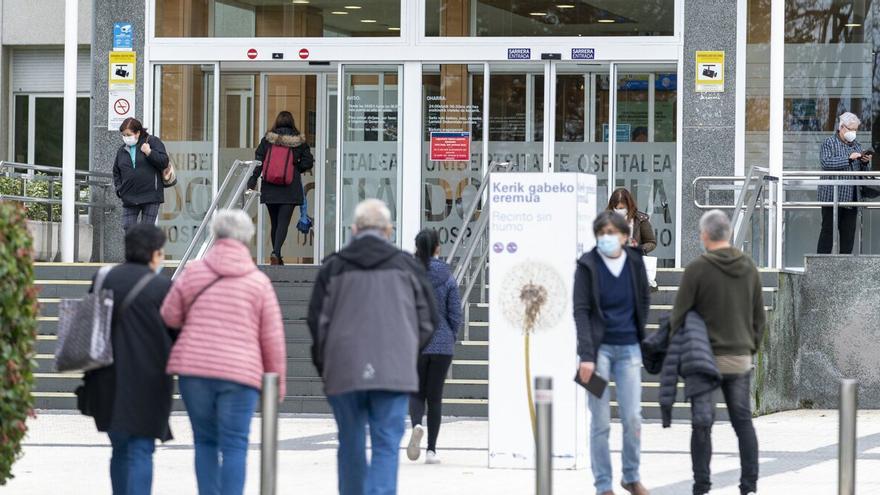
[0,201,38,485]
[0,175,91,222]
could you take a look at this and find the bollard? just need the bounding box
[261,373,280,495]
[839,379,858,495]
[534,376,553,495]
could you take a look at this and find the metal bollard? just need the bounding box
[839,379,858,495]
[535,376,553,495]
[261,373,280,495]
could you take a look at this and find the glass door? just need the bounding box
[338,65,403,247]
[484,63,545,172]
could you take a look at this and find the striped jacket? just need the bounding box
[162,238,287,398]
[819,134,868,204]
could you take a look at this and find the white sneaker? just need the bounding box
[406,425,424,461]
[425,450,441,464]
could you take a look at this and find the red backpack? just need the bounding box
[262,144,297,186]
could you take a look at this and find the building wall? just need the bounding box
[1,0,92,45]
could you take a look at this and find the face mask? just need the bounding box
[122,135,138,147]
[844,130,857,143]
[613,208,629,218]
[597,234,622,257]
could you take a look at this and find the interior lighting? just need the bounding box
[530,12,547,16]
[331,11,348,14]
[344,5,362,9]
[361,19,377,23]
[292,0,309,4]
[557,4,575,8]
[845,23,862,27]
[388,27,401,31]
[597,19,616,23]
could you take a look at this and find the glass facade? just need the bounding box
[155,0,401,37]
[425,0,674,37]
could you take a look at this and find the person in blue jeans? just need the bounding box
[308,200,437,495]
[574,211,651,495]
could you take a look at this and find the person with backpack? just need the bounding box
[248,111,315,265]
[78,224,174,495]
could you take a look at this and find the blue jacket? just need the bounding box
[422,258,463,355]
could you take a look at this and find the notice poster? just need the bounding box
[695,50,724,92]
[430,131,470,161]
[108,51,136,130]
[488,173,596,469]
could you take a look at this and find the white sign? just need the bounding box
[108,89,135,130]
[488,173,596,469]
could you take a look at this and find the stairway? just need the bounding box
[33,264,778,420]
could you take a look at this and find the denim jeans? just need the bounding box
[587,344,643,494]
[178,376,259,495]
[690,371,759,495]
[328,390,409,495]
[108,431,156,495]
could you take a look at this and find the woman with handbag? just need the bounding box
[248,111,315,265]
[161,209,286,495]
[113,117,172,231]
[607,187,656,255]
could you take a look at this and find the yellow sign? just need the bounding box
[109,51,136,87]
[695,51,724,93]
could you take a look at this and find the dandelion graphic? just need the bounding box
[500,261,567,437]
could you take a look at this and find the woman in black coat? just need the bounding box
[80,224,174,495]
[248,111,315,265]
[113,117,170,232]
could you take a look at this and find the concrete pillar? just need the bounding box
[90,0,146,261]
[680,0,739,263]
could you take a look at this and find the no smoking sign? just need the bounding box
[114,98,131,115]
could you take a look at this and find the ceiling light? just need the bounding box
[597,19,616,23]
[530,12,547,16]
[845,23,862,27]
[361,19,377,23]
[331,11,347,14]
[344,5,362,9]
[388,27,400,31]
[557,4,575,8]
[292,0,309,4]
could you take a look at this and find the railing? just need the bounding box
[172,160,261,279]
[694,170,880,267]
[0,161,115,261]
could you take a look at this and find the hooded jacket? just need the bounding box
[422,258,462,355]
[307,233,437,396]
[249,127,315,205]
[113,133,169,207]
[659,311,721,428]
[573,247,651,363]
[669,247,766,357]
[162,238,287,397]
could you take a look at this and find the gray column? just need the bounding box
[90,0,146,262]
[681,0,739,263]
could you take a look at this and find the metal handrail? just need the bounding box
[172,160,260,279]
[0,161,114,180]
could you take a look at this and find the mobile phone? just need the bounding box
[574,369,609,398]
[864,149,874,157]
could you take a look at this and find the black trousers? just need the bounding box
[409,354,453,452]
[818,206,859,254]
[690,371,759,495]
[266,203,296,257]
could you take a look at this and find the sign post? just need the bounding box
[488,173,597,469]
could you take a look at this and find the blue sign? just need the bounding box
[571,48,595,60]
[507,48,531,60]
[602,123,633,142]
[113,22,133,51]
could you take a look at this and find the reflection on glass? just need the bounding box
[340,68,401,245]
[476,71,542,172]
[154,64,215,259]
[156,0,401,37]
[425,0,674,37]
[324,75,338,257]
[422,64,485,256]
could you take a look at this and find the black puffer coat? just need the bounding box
[112,134,170,207]
[659,311,721,428]
[249,127,315,205]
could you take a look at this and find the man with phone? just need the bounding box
[573,212,651,495]
[817,111,870,254]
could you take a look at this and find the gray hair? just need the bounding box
[211,209,255,244]
[839,112,861,129]
[353,199,392,232]
[699,209,732,242]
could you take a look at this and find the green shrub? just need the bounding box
[0,201,38,485]
[0,175,91,222]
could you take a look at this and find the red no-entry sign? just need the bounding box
[299,48,309,60]
[247,48,258,60]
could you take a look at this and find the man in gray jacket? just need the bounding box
[308,198,436,495]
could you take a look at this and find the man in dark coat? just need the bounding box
[80,224,174,495]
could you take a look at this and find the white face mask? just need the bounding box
[613,208,629,218]
[843,130,857,143]
[122,135,138,147]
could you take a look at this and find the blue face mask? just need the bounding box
[597,234,622,257]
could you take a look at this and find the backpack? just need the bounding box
[262,143,297,186]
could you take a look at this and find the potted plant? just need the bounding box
[0,201,38,485]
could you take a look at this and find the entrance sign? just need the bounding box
[571,48,595,60]
[488,172,596,469]
[695,51,724,92]
[507,48,531,60]
[107,52,136,130]
[429,131,470,161]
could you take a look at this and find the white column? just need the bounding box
[768,0,785,268]
[61,0,78,262]
[400,61,423,252]
[734,0,747,177]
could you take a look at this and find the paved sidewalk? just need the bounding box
[7,410,880,494]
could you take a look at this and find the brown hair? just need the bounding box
[118,117,148,137]
[271,111,300,134]
[607,187,638,221]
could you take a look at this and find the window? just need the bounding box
[13,95,90,170]
[155,0,401,37]
[425,0,674,37]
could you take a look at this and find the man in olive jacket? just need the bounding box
[308,198,436,495]
[670,209,766,495]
